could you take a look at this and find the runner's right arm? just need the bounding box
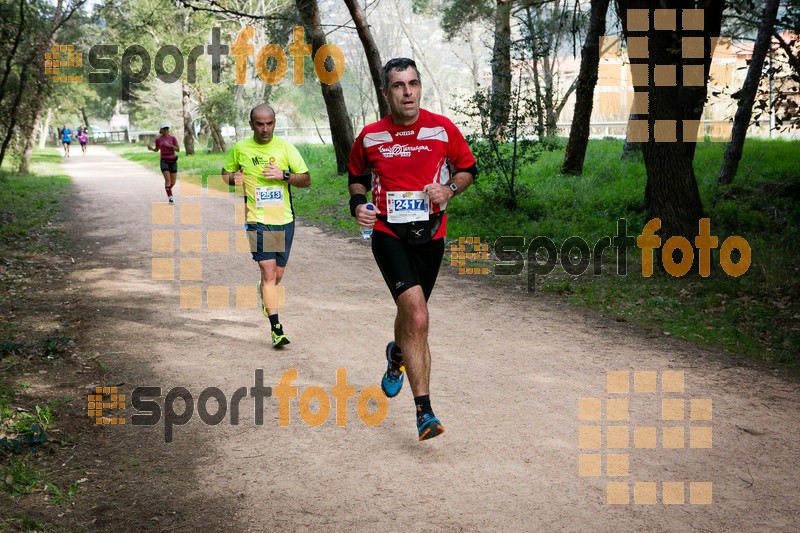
[348,180,375,226]
[347,134,375,226]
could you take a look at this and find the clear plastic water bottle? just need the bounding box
[360,204,374,240]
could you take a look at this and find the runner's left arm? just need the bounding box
[423,122,478,203]
[263,161,310,188]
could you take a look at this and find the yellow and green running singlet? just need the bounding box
[223,137,309,225]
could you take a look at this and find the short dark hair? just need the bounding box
[250,104,275,123]
[381,58,421,90]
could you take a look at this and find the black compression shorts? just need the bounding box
[371,230,445,301]
[160,158,178,173]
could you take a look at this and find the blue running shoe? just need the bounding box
[416,407,445,441]
[380,342,405,398]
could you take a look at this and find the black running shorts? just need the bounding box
[371,230,445,301]
[160,158,178,173]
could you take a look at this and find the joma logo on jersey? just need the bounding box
[395,131,414,137]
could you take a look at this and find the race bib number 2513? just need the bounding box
[255,186,283,208]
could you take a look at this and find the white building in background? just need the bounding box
[549,34,798,139]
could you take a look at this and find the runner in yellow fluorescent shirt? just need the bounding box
[221,104,311,348]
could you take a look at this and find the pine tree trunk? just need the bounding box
[616,0,724,250]
[208,117,226,153]
[39,108,52,149]
[343,0,389,118]
[182,81,195,155]
[717,0,780,185]
[296,0,354,174]
[526,8,545,138]
[490,0,513,135]
[562,0,609,175]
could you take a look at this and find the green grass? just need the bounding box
[104,142,227,180]
[0,151,71,253]
[104,142,352,229]
[0,150,72,357]
[1,151,72,499]
[109,137,799,367]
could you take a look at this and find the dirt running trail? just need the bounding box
[60,145,799,532]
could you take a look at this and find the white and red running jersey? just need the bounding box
[348,108,476,239]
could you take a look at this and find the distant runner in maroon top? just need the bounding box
[147,123,180,203]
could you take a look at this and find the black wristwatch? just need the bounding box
[282,170,291,181]
[448,182,458,195]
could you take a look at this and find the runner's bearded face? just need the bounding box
[250,109,276,145]
[384,68,421,126]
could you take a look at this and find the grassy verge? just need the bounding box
[1,150,81,521]
[0,150,72,349]
[108,138,798,368]
[104,142,353,230]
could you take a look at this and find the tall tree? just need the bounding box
[182,81,196,155]
[491,0,513,134]
[519,0,583,137]
[296,0,355,173]
[438,0,512,132]
[717,0,780,184]
[561,0,609,175]
[2,0,87,170]
[343,0,389,118]
[616,0,725,248]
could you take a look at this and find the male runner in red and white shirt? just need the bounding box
[348,57,478,441]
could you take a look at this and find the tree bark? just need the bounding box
[467,24,481,91]
[616,0,724,248]
[0,0,27,112]
[39,107,52,148]
[296,0,355,174]
[717,0,780,185]
[0,60,30,167]
[12,0,65,172]
[343,0,389,118]
[206,112,226,153]
[490,0,513,135]
[17,78,50,173]
[525,8,546,138]
[620,98,645,160]
[561,0,609,175]
[543,56,557,135]
[182,80,195,155]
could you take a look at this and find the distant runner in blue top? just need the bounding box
[60,123,72,158]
